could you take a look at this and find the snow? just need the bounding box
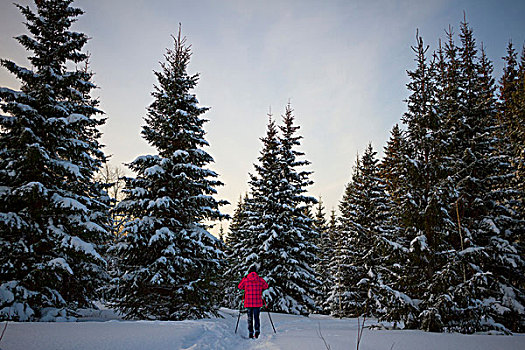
[148,227,174,245]
[13,182,47,196]
[66,113,88,124]
[483,218,500,234]
[48,258,73,275]
[173,150,189,158]
[80,221,107,234]
[459,246,484,256]
[1,308,523,350]
[147,196,172,209]
[68,236,104,262]
[14,102,36,113]
[51,194,88,212]
[0,285,15,304]
[53,159,83,178]
[410,234,428,252]
[501,286,525,315]
[0,282,36,322]
[0,212,25,229]
[0,186,11,195]
[144,165,164,176]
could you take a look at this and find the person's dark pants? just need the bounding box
[247,307,261,335]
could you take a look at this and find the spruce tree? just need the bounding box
[111,28,227,320]
[233,106,319,315]
[478,45,525,333]
[326,208,346,316]
[499,42,519,134]
[513,47,525,277]
[337,153,368,317]
[224,194,250,308]
[515,47,525,198]
[334,144,397,318]
[380,124,406,212]
[396,32,454,331]
[269,103,319,314]
[327,171,356,317]
[435,20,524,333]
[0,0,109,321]
[500,42,525,236]
[314,198,332,314]
[232,115,282,288]
[366,136,413,325]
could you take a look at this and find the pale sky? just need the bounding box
[1,0,525,235]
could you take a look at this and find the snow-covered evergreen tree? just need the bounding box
[502,45,525,298]
[333,153,367,317]
[327,178,355,318]
[326,208,347,317]
[332,144,396,318]
[313,198,332,314]
[477,45,525,333]
[431,20,524,333]
[0,0,110,321]
[515,48,525,214]
[393,32,454,331]
[379,124,406,214]
[267,103,319,314]
[110,28,227,320]
[499,42,520,149]
[232,105,319,315]
[499,42,525,247]
[230,115,281,294]
[516,48,525,292]
[223,194,250,308]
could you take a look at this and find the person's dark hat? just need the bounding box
[248,266,257,274]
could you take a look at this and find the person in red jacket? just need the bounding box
[238,266,269,338]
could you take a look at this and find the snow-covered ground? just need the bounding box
[1,308,524,350]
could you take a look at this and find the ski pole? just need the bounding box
[235,293,244,334]
[263,298,276,333]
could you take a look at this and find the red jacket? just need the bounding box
[238,272,269,307]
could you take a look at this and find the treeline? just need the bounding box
[0,0,523,334]
[225,21,525,333]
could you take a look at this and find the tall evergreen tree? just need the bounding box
[516,47,525,195]
[477,45,525,333]
[371,133,414,325]
[335,152,368,317]
[0,0,109,321]
[436,20,525,333]
[513,47,525,276]
[111,28,227,320]
[233,105,319,315]
[499,42,525,233]
[269,103,319,314]
[333,144,396,318]
[395,32,454,331]
[314,198,332,314]
[231,115,281,292]
[327,170,356,317]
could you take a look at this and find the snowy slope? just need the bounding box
[1,308,524,350]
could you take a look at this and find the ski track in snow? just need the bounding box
[1,308,524,350]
